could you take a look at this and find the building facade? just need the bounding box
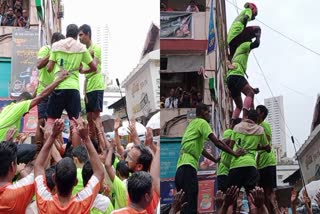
[265,96,287,158]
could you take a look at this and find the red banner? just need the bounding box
[198,179,215,213]
[22,105,38,134]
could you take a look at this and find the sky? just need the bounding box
[226,0,320,157]
[61,0,160,86]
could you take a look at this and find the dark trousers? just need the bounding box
[175,165,198,214]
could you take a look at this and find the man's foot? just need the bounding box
[253,88,260,94]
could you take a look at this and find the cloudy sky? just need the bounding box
[62,0,160,85]
[226,0,320,157]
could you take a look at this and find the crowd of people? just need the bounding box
[0,23,161,214]
[0,0,29,27]
[160,0,200,13]
[161,86,203,109]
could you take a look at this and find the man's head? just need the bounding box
[66,24,79,40]
[248,109,259,123]
[169,88,175,97]
[0,141,17,181]
[116,160,130,180]
[127,171,153,208]
[126,145,153,173]
[231,118,242,129]
[7,7,14,16]
[46,165,56,194]
[190,0,196,7]
[244,2,258,18]
[256,105,268,123]
[22,9,28,18]
[16,91,32,102]
[78,24,92,46]
[196,103,210,122]
[54,157,77,197]
[82,160,93,187]
[51,32,65,45]
[71,145,88,167]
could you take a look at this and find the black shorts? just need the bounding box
[85,90,104,112]
[37,97,49,119]
[217,175,228,193]
[228,166,258,193]
[46,89,81,119]
[229,26,257,60]
[227,75,248,99]
[258,166,277,189]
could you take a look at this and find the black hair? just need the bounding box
[66,24,79,39]
[116,160,129,179]
[82,160,93,187]
[71,145,88,163]
[79,24,92,39]
[133,145,153,172]
[196,103,209,117]
[45,165,56,191]
[127,171,152,204]
[0,141,17,177]
[248,109,259,123]
[16,92,32,102]
[55,157,77,197]
[256,105,269,120]
[63,141,73,158]
[51,32,65,45]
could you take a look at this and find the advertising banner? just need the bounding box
[11,28,39,97]
[160,12,193,39]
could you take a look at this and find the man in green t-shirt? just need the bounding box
[45,24,97,147]
[227,109,269,194]
[0,72,68,142]
[175,104,244,214]
[226,30,260,121]
[78,24,106,150]
[227,2,260,60]
[35,32,65,151]
[256,105,277,213]
[217,118,241,193]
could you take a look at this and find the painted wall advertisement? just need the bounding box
[10,28,39,97]
[198,179,215,213]
[160,12,193,39]
[125,67,156,119]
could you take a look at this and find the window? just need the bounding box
[278,175,283,179]
[160,57,168,70]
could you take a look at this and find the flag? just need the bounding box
[207,0,216,54]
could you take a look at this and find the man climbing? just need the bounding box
[227,2,260,61]
[226,27,261,121]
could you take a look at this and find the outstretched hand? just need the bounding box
[215,190,225,209]
[248,187,265,209]
[114,118,121,131]
[225,186,239,208]
[52,119,64,138]
[4,127,17,142]
[72,117,89,140]
[170,189,187,213]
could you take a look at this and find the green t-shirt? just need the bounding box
[84,44,105,93]
[72,168,83,195]
[0,100,31,141]
[227,8,253,44]
[227,41,252,78]
[112,176,127,209]
[176,118,212,170]
[50,49,92,90]
[257,121,277,169]
[36,45,55,95]
[217,129,233,176]
[113,156,120,169]
[229,121,268,169]
[90,193,114,214]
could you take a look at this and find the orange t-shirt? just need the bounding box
[127,190,159,214]
[111,207,148,214]
[0,173,35,213]
[35,174,100,214]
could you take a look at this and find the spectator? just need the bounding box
[111,171,153,214]
[186,0,199,12]
[0,141,35,213]
[17,9,29,27]
[71,145,89,195]
[2,7,16,26]
[34,118,105,213]
[164,88,178,108]
[160,96,165,108]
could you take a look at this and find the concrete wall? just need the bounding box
[277,164,300,186]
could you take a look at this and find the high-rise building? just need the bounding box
[264,96,287,158]
[92,24,110,83]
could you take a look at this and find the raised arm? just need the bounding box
[104,140,116,182]
[150,142,160,196]
[74,117,104,182]
[34,119,64,177]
